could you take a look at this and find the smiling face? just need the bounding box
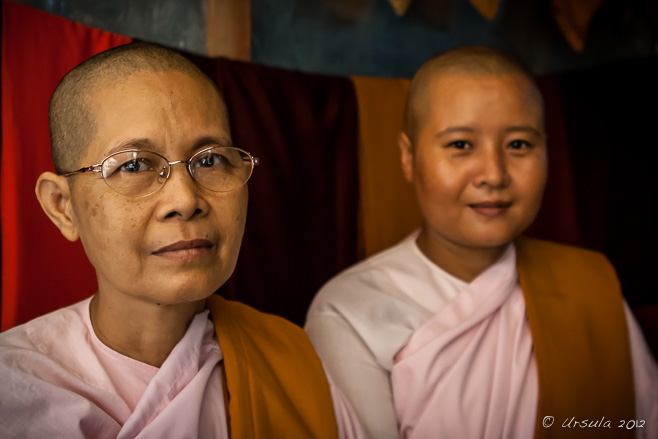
[68,70,247,306]
[401,73,547,260]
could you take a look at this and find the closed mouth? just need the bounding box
[153,239,214,255]
[468,201,512,209]
[468,201,512,217]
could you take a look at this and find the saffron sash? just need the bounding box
[208,296,339,439]
[516,237,634,439]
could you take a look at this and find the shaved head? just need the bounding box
[404,46,544,144]
[49,42,228,174]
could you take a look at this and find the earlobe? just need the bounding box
[399,132,414,183]
[35,172,80,242]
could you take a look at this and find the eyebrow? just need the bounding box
[435,127,477,138]
[104,136,233,157]
[192,136,233,150]
[435,125,543,138]
[504,126,544,137]
[105,138,155,156]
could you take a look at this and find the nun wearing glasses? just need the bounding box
[0,43,364,439]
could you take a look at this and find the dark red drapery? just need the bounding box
[203,57,360,326]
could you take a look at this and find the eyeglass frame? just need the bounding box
[59,146,260,197]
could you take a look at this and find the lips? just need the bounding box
[152,239,214,260]
[468,201,512,217]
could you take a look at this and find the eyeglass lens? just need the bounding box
[101,147,254,197]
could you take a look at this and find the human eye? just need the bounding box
[447,140,472,150]
[118,158,155,173]
[508,139,532,150]
[104,151,160,178]
[194,147,243,171]
[195,152,230,169]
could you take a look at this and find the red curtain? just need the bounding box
[1,1,131,330]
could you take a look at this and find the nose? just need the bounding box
[154,163,208,221]
[473,146,510,189]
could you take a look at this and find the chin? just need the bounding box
[152,278,223,305]
[463,222,526,248]
[461,233,515,251]
[147,292,212,307]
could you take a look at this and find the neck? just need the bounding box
[416,227,508,282]
[89,292,206,367]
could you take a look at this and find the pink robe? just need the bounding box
[0,297,366,438]
[392,245,537,438]
[0,297,227,438]
[307,233,658,439]
[391,244,658,439]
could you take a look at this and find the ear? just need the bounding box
[399,132,414,183]
[35,172,80,242]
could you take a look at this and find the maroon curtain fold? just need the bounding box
[525,76,582,246]
[195,57,360,326]
[557,57,658,309]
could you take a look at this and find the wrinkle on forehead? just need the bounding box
[83,70,230,162]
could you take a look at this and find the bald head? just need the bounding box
[404,46,544,144]
[49,42,228,174]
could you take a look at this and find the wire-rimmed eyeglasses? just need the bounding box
[60,146,260,198]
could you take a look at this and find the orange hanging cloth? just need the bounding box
[350,76,422,258]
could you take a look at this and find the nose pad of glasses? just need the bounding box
[149,165,168,193]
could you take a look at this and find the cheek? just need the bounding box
[415,159,464,203]
[214,189,249,240]
[75,198,108,252]
[233,189,249,223]
[518,159,548,204]
[236,192,249,231]
[75,194,147,262]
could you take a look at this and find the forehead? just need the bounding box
[84,70,229,159]
[426,73,543,117]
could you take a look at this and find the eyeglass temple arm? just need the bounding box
[60,164,103,177]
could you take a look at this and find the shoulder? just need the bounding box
[209,295,305,338]
[0,298,90,353]
[208,295,317,358]
[515,237,616,277]
[306,236,432,366]
[515,237,622,300]
[0,299,114,436]
[516,236,609,260]
[311,234,421,308]
[0,298,99,391]
[208,296,340,438]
